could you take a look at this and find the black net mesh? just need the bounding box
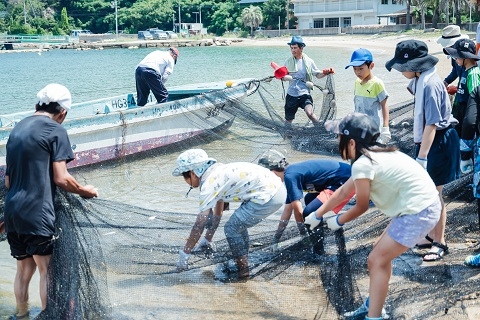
[1,74,479,319]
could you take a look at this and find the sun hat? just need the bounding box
[345,48,373,69]
[257,149,288,170]
[385,40,438,72]
[443,38,480,60]
[324,112,379,145]
[287,36,306,47]
[172,148,217,177]
[36,83,72,110]
[436,25,469,48]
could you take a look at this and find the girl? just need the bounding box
[304,112,441,320]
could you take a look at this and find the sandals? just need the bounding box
[414,235,434,250]
[423,242,449,262]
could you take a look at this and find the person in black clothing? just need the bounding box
[4,84,98,319]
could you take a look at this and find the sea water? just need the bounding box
[0,42,449,317]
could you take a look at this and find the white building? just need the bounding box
[293,0,407,29]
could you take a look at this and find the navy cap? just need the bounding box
[345,48,373,69]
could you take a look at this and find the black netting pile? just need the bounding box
[1,74,480,319]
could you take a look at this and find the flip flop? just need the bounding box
[414,235,434,250]
[423,242,449,262]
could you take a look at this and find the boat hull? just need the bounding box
[0,81,251,176]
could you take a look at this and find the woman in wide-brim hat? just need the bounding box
[386,39,460,264]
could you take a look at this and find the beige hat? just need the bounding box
[436,25,469,48]
[36,83,72,110]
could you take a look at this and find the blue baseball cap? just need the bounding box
[345,48,373,69]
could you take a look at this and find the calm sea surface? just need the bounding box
[0,43,450,317]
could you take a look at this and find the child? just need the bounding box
[443,38,480,173]
[304,112,441,320]
[345,48,390,144]
[173,149,286,279]
[385,40,460,262]
[257,149,352,246]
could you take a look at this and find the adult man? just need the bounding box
[135,46,179,106]
[257,150,352,245]
[4,83,98,318]
[282,36,334,125]
[173,149,286,279]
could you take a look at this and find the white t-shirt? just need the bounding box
[136,50,175,82]
[198,162,283,212]
[352,151,438,217]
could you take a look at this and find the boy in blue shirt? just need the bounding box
[345,48,391,144]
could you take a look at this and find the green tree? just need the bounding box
[262,0,286,30]
[60,7,69,31]
[241,5,262,36]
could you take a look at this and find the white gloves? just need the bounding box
[416,157,427,169]
[305,81,314,90]
[176,250,190,271]
[282,75,293,82]
[326,214,344,231]
[304,212,323,230]
[192,236,216,252]
[460,159,473,174]
[378,127,391,144]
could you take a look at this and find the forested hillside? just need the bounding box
[0,0,291,36]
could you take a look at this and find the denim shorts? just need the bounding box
[387,197,441,248]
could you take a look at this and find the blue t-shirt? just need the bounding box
[5,115,74,237]
[284,159,351,204]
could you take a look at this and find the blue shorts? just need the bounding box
[415,126,460,186]
[7,233,57,260]
[387,198,441,248]
[284,94,313,121]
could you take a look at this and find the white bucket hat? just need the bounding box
[172,149,217,177]
[436,25,469,48]
[36,83,72,110]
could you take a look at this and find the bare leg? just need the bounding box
[14,258,37,316]
[367,232,408,318]
[304,104,319,123]
[423,186,447,260]
[33,254,51,310]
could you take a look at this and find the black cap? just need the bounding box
[324,112,380,145]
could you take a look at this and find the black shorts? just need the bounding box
[284,94,313,121]
[7,233,57,260]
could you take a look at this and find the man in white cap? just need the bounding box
[4,83,98,318]
[135,46,179,106]
[173,148,286,280]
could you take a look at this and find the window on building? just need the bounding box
[313,19,324,28]
[381,0,388,4]
[392,0,397,3]
[343,17,351,28]
[326,18,339,28]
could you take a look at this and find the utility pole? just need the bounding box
[110,0,118,39]
[178,0,181,35]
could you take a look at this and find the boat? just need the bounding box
[0,78,256,176]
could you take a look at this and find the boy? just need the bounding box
[345,48,390,144]
[257,150,352,246]
[443,38,480,174]
[173,149,286,279]
[385,40,460,262]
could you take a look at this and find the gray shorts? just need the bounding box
[387,197,441,248]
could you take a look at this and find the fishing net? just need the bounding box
[1,74,479,320]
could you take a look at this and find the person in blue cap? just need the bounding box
[345,48,390,144]
[281,35,334,126]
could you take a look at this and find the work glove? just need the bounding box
[322,67,335,75]
[446,85,458,95]
[304,212,323,230]
[326,214,344,231]
[282,75,293,82]
[415,157,427,170]
[192,236,216,252]
[305,81,314,90]
[176,250,190,271]
[378,127,391,144]
[460,159,473,174]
